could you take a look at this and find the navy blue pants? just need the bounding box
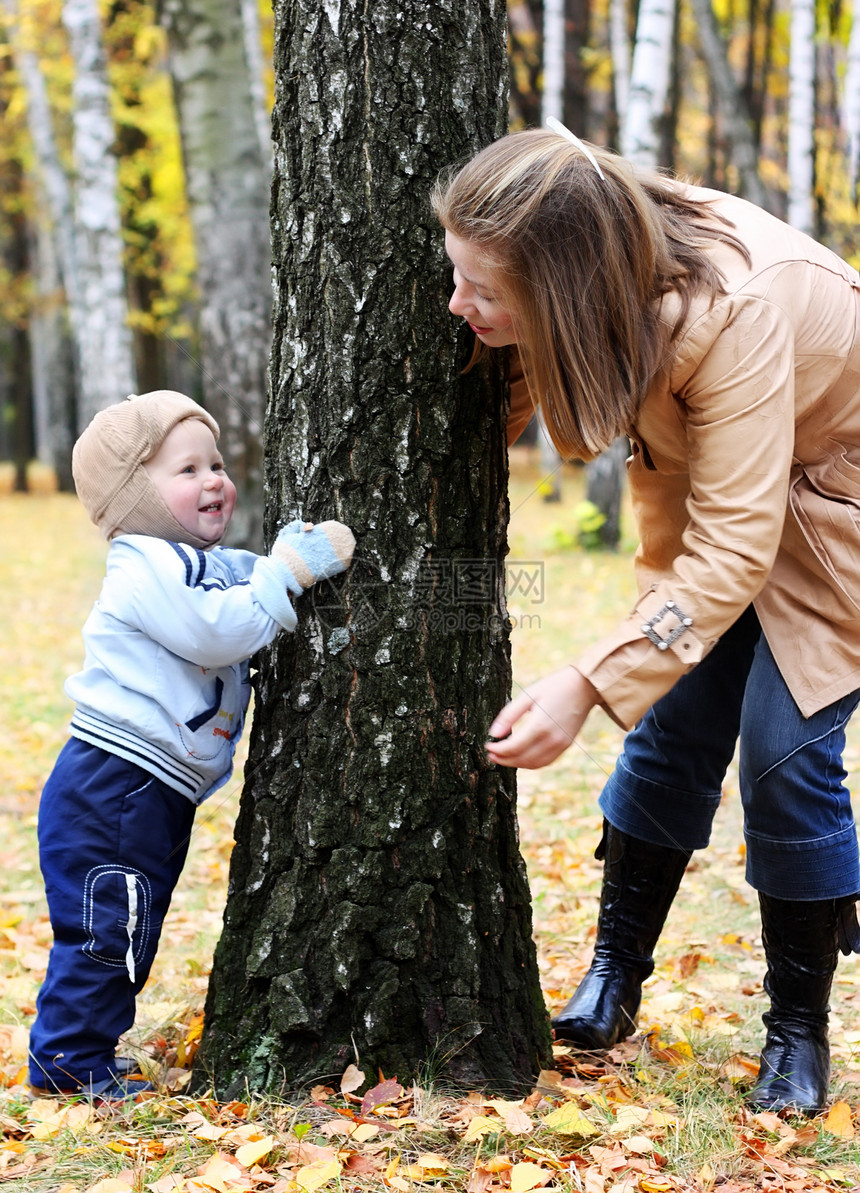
[600,606,860,900]
[29,740,195,1091]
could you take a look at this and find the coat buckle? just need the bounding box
[641,600,694,651]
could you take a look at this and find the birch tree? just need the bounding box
[539,0,565,502]
[621,0,676,167]
[844,0,860,200]
[162,0,272,551]
[2,0,76,476]
[787,0,816,232]
[63,0,137,426]
[610,0,631,123]
[195,0,551,1095]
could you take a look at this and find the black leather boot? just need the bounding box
[551,821,691,1049]
[747,894,841,1115]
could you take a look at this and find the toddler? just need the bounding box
[28,390,354,1101]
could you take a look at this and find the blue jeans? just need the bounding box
[599,606,860,900]
[29,739,195,1090]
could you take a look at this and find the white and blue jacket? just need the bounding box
[66,535,295,804]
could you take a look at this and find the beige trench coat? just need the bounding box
[508,186,860,730]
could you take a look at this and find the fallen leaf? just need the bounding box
[360,1077,404,1117]
[86,1180,134,1193]
[542,1102,600,1137]
[609,1107,649,1134]
[824,1101,855,1139]
[235,1136,276,1168]
[463,1115,505,1142]
[510,1162,551,1192]
[622,1135,655,1155]
[339,1064,364,1095]
[482,1156,513,1173]
[295,1159,341,1191]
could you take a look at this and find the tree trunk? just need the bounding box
[787,0,816,233]
[585,436,628,548]
[609,0,631,127]
[27,200,76,487]
[63,0,137,425]
[162,0,272,552]
[195,0,552,1097]
[844,0,860,200]
[621,0,676,166]
[688,0,770,208]
[4,0,83,462]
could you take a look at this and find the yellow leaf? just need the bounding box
[638,1178,675,1192]
[463,1114,504,1142]
[510,1161,549,1193]
[412,1154,450,1173]
[296,1158,342,1191]
[698,1161,715,1189]
[609,1106,649,1134]
[235,1135,276,1167]
[482,1156,513,1173]
[195,1151,244,1190]
[824,1101,855,1139]
[86,1181,132,1193]
[347,1122,379,1142]
[541,1102,599,1137]
[192,1123,229,1141]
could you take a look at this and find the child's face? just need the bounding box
[144,419,236,544]
[445,231,519,348]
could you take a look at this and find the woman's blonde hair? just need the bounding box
[432,129,750,457]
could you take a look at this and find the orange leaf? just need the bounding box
[824,1101,855,1138]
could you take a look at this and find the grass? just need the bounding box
[2,447,860,1190]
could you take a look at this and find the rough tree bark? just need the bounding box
[195,0,552,1096]
[162,0,272,551]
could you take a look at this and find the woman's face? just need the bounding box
[445,231,519,348]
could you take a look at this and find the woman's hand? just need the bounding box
[486,667,599,769]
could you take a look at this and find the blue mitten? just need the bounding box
[250,519,356,632]
[271,520,356,591]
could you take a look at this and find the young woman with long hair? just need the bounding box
[433,127,860,1115]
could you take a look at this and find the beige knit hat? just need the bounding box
[72,391,222,550]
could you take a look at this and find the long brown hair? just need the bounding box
[432,129,751,457]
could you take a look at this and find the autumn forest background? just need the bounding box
[5,0,860,1190]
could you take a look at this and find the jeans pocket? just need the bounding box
[82,865,151,982]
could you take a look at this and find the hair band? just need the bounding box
[544,117,607,181]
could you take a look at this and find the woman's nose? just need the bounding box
[449,283,470,318]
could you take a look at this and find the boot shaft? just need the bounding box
[594,820,692,970]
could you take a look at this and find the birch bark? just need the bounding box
[621,0,676,166]
[162,0,272,551]
[63,0,137,425]
[787,0,816,232]
[845,0,860,199]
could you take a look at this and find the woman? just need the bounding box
[433,126,860,1115]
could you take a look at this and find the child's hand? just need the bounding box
[271,520,356,591]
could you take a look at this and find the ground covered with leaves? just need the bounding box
[2,453,860,1192]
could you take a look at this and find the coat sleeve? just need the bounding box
[102,539,284,668]
[575,294,797,728]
